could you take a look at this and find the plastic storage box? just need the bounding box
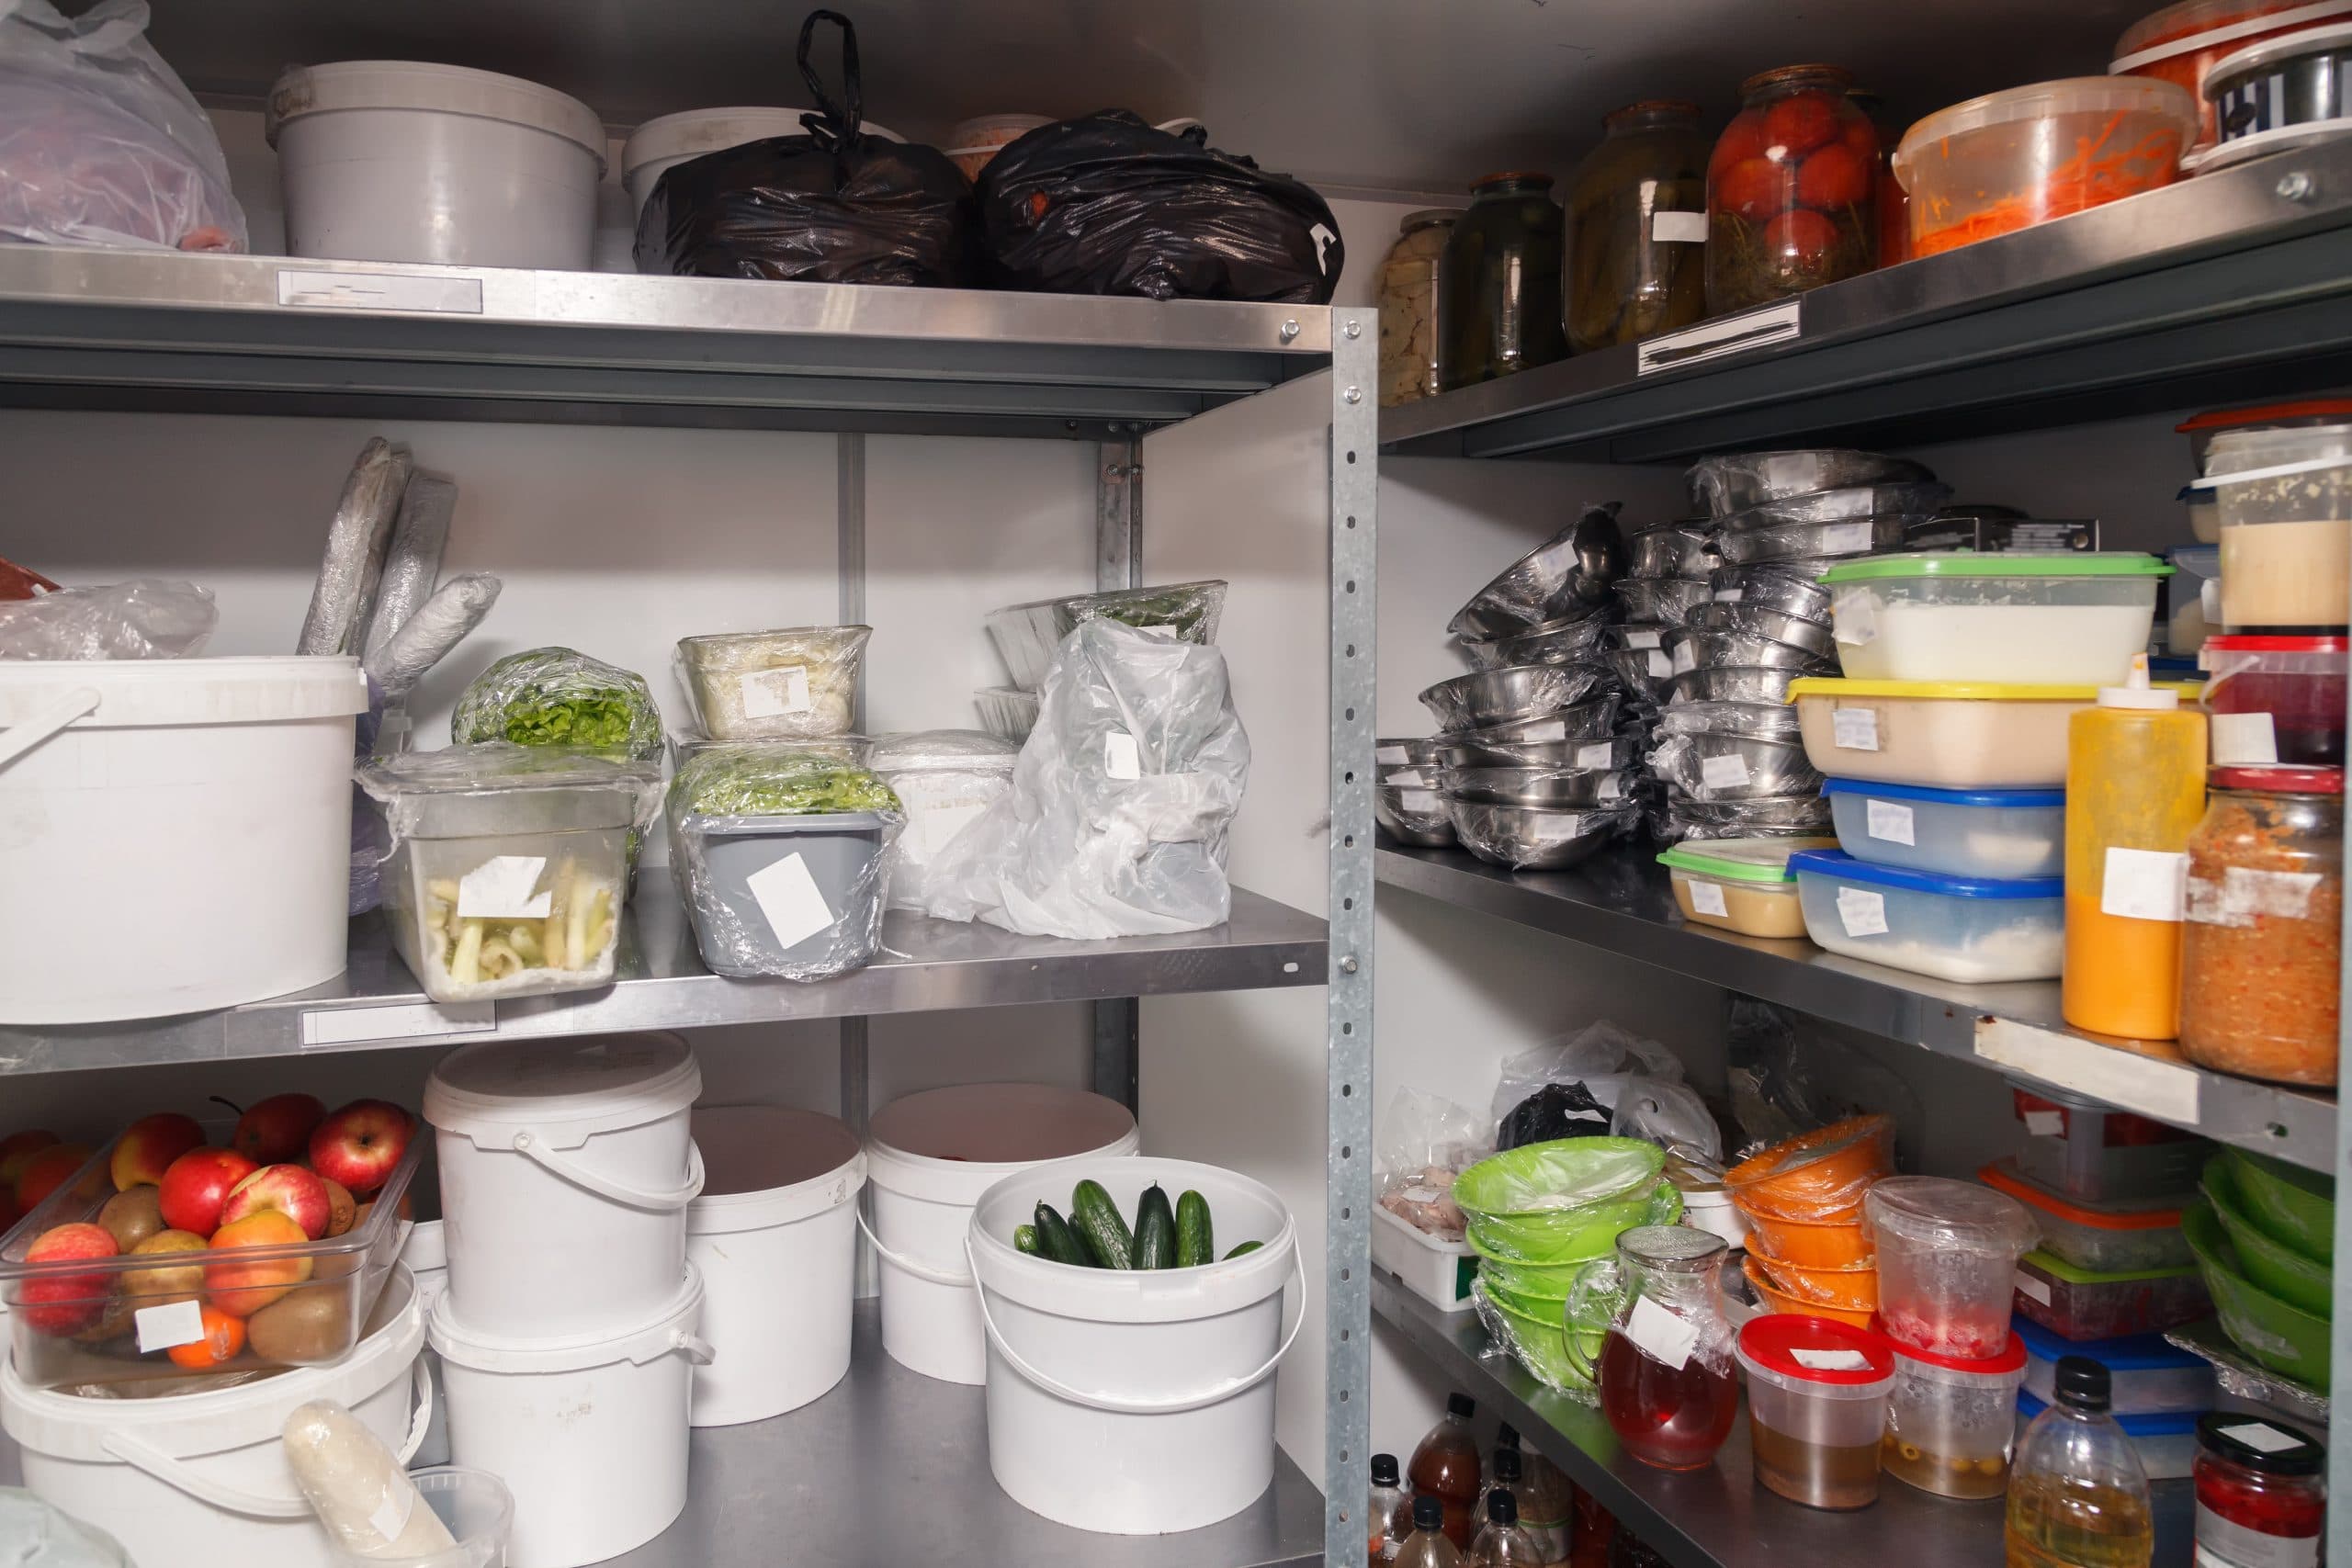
[1881,1334,2030,1499]
[2015,1391,2199,1480]
[1656,837,1836,938]
[1822,779,2066,879]
[677,626,872,741]
[1865,1177,2038,1359]
[2199,634,2347,766]
[2010,1316,2216,1415]
[1981,1160,2195,1272]
[1822,552,2170,684]
[2012,1247,2211,1338]
[1787,678,2201,788]
[985,581,1227,691]
[2199,423,2352,630]
[2009,1086,2210,1203]
[1736,1314,1898,1511]
[974,685,1041,742]
[1371,1205,1476,1313]
[1787,850,2065,983]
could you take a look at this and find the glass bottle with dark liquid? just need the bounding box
[1564,1225,1738,1472]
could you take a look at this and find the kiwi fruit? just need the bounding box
[246,1279,356,1363]
[97,1186,166,1252]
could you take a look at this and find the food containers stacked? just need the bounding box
[2008,1084,2211,1204]
[677,626,872,741]
[2184,1148,2335,1392]
[2197,22,2352,173]
[2009,1316,2215,1415]
[868,729,1019,909]
[2113,0,2352,152]
[1374,736,1456,846]
[1656,836,1835,938]
[2195,421,2352,632]
[1726,1116,1894,1328]
[979,581,1228,741]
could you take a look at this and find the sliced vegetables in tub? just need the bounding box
[676,625,872,740]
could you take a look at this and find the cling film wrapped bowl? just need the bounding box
[676,625,872,741]
[1453,1135,1667,1219]
[1724,1114,1897,1223]
[450,647,665,760]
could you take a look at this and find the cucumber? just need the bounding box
[1033,1202,1091,1267]
[1224,1239,1263,1259]
[1135,1184,1177,1269]
[1069,1179,1135,1269]
[1013,1224,1040,1256]
[1175,1189,1214,1268]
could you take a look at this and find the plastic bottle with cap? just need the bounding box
[1396,1495,1466,1568]
[1489,1425,1573,1566]
[2063,654,2208,1040]
[1409,1393,1484,1549]
[1468,1488,1546,1568]
[2005,1357,2154,1568]
[1369,1453,1413,1565]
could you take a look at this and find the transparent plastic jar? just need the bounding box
[1377,209,1460,407]
[1565,101,1708,352]
[1706,65,1877,314]
[1736,1314,1896,1511]
[1863,1176,2038,1359]
[1881,1334,2030,1499]
[2199,422,2352,631]
[1439,173,1567,389]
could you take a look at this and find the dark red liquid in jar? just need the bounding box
[1598,1329,1738,1471]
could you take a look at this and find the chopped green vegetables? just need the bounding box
[671,744,901,818]
[453,648,665,761]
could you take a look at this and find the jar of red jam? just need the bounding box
[1705,64,1878,315]
[2194,1414,2324,1567]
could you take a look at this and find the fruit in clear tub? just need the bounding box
[165,1303,246,1371]
[120,1229,207,1305]
[203,1211,313,1316]
[19,1223,119,1336]
[0,1129,59,1188]
[96,1185,166,1252]
[1865,1176,2038,1359]
[321,1179,358,1237]
[309,1100,413,1197]
[15,1144,92,1213]
[220,1164,333,1240]
[232,1092,327,1165]
[157,1147,257,1235]
[245,1278,358,1362]
[108,1112,205,1190]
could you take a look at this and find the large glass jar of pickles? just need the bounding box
[1706,65,1878,314]
[1566,101,1708,353]
[1438,173,1567,389]
[1376,209,1460,406]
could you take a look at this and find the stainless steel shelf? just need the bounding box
[1378,839,2335,1171]
[0,884,1326,1073]
[1381,139,2352,463]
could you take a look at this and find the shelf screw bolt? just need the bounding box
[2278,171,2315,201]
[1340,955,1360,974]
[1279,318,1301,343]
[1343,387,1363,405]
[1343,320,1362,339]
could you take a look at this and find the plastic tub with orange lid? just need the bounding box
[2111,0,2352,149]
[1723,1114,1896,1221]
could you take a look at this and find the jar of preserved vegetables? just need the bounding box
[1566,101,1708,353]
[1706,65,1878,315]
[2180,765,2343,1087]
[1848,87,1908,267]
[1376,209,1461,407]
[1438,173,1567,389]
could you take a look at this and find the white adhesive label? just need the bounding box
[1820,522,1875,554]
[1519,719,1567,742]
[302,1000,496,1048]
[1832,588,1880,645]
[1638,297,1802,377]
[737,664,811,719]
[2102,847,2188,922]
[133,1298,207,1354]
[2219,1421,2304,1455]
[1385,768,1429,787]
[1688,881,1730,917]
[1625,627,1664,649]
[1136,623,1181,638]
[1649,650,1676,678]
[2196,1505,2320,1567]
[2023,1110,2065,1137]
[369,1486,414,1546]
[1104,730,1142,780]
[2211,711,2280,766]
[456,855,551,919]
[1837,886,1889,936]
[1400,789,1443,813]
[1830,706,1881,751]
[1672,645,1700,675]
[1623,1294,1699,1371]
[277,268,484,314]
[2014,1269,2052,1305]
[1576,741,1619,769]
[1376,745,1410,765]
[1652,209,1710,243]
[913,800,989,857]
[1700,753,1751,790]
[747,852,836,951]
[1790,1348,1871,1372]
[2225,865,2322,919]
[1864,799,1916,845]
[1715,587,1745,603]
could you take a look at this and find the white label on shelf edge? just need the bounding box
[2211,711,2280,766]
[1837,886,1889,937]
[1975,1017,2203,1125]
[1576,741,1619,770]
[1400,789,1443,813]
[1625,627,1664,649]
[456,855,550,919]
[133,1298,207,1354]
[2014,1269,2052,1305]
[1637,297,1801,377]
[1376,745,1411,765]
[277,268,484,314]
[737,664,811,719]
[2102,847,2188,922]
[1820,522,1875,554]
[1701,752,1751,790]
[369,1485,414,1546]
[1104,730,1142,780]
[1623,1294,1699,1371]
[1831,706,1881,751]
[1652,209,1710,243]
[2023,1110,2065,1137]
[1790,1348,1871,1372]
[1864,799,1916,845]
[1688,880,1730,917]
[747,852,836,951]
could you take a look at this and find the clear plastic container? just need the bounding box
[1821,552,2170,684]
[2013,1248,2212,1338]
[2199,633,2348,766]
[1864,1176,2039,1359]
[1981,1159,2195,1272]
[1893,77,2195,257]
[2198,423,2352,630]
[973,684,1039,742]
[1735,1313,1897,1511]
[2014,1390,2199,1480]
[984,581,1227,691]
[2011,1316,2217,1414]
[1822,778,2066,879]
[2167,545,2221,654]
[676,625,871,740]
[1656,836,1834,937]
[327,1466,514,1568]
[2008,1085,2211,1203]
[1787,849,2065,982]
[1787,677,2202,789]
[1881,1333,2030,1499]
[868,728,1017,909]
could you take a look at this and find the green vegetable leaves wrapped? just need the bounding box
[452,647,665,761]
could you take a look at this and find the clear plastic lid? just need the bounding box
[1894,77,2196,178]
[1864,1175,2039,1254]
[1656,836,1835,884]
[357,742,662,837]
[1819,550,2172,583]
[1786,676,2204,703]
[868,728,1019,773]
[1736,1313,1895,1391]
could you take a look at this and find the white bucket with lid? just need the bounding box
[430,1267,708,1568]
[0,656,368,1024]
[268,61,607,270]
[425,1032,703,1337]
[622,107,906,212]
[686,1103,864,1426]
[1,1267,428,1568]
[863,1083,1137,1384]
[967,1156,1302,1535]
[401,1219,452,1466]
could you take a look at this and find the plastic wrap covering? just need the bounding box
[0,0,246,252]
[1374,1088,1489,1240]
[665,741,904,980]
[976,111,1341,303]
[985,580,1227,692]
[359,473,456,668]
[1448,800,1634,871]
[297,440,412,659]
[1455,1136,1667,1219]
[1490,1025,1686,1149]
[675,625,870,740]
[452,647,664,761]
[1609,1077,1725,1164]
[1473,1276,1606,1399]
[869,728,1018,911]
[356,744,661,1003]
[1725,997,1924,1170]
[0,1489,131,1567]
[280,1400,458,1558]
[1721,1113,1897,1222]
[923,619,1250,939]
[364,573,501,703]
[634,12,975,287]
[1448,503,1627,640]
[0,580,214,659]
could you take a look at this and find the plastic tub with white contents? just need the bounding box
[2009,1315,2217,1414]
[2193,422,2352,630]
[1822,778,2067,879]
[869,728,1018,909]
[1786,849,2065,982]
[677,626,872,740]
[621,107,907,212]
[1371,1204,1476,1312]
[1656,836,1836,938]
[1823,552,2170,684]
[1786,678,2203,788]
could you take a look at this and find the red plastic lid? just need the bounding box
[1871,1317,2029,1375]
[2179,400,2352,434]
[1737,1314,1894,1384]
[2211,764,2347,793]
[2202,633,2350,652]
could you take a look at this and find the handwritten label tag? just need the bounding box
[457,856,550,919]
[1865,800,1916,845]
[1104,730,1142,780]
[134,1298,206,1353]
[1652,209,1710,243]
[1831,707,1880,751]
[1837,887,1888,937]
[1821,522,1875,554]
[2102,848,2188,922]
[1688,881,1729,917]
[2211,711,2279,766]
[1576,741,1619,769]
[1518,719,1566,742]
[1700,753,1750,790]
[1623,1295,1698,1371]
[1650,650,1677,678]
[1400,789,1443,813]
[914,800,989,857]
[1385,768,1429,787]
[738,665,811,719]
[1376,745,1411,765]
[1790,1348,1871,1372]
[1624,628,1664,650]
[2023,1110,2064,1137]
[747,852,835,951]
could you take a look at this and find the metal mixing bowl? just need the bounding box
[1440,695,1623,761]
[1448,503,1628,639]
[1668,665,1806,705]
[1446,766,1640,808]
[1686,601,1838,658]
[1448,798,1634,871]
[1376,783,1456,846]
[1438,718,1634,771]
[1687,450,1937,518]
[1710,514,1912,566]
[1707,565,1835,625]
[1614,577,1713,626]
[1419,663,1609,731]
[1650,731,1822,802]
[1665,628,1831,673]
[1606,646,1675,703]
[1494,614,1613,666]
[1628,524,1717,579]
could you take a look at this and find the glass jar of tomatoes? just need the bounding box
[1376,209,1460,407]
[1706,64,1879,315]
[1565,101,1709,353]
[1438,173,1568,389]
[2193,1414,2325,1567]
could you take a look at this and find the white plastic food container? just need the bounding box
[1787,678,2200,788]
[1371,1204,1476,1312]
[622,107,906,212]
[1788,849,2064,983]
[2195,421,2352,630]
[1656,836,1834,938]
[1822,779,2067,879]
[0,656,368,1024]
[268,62,606,270]
[1823,552,2169,684]
[676,626,872,740]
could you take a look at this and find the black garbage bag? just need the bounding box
[633,10,975,287]
[1497,1081,1613,1151]
[976,112,1342,303]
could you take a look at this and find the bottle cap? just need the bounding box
[1413,1495,1444,1531]
[2098,653,2179,710]
[1492,1448,1522,1483]
[1489,1491,1519,1525]
[2053,1355,2112,1412]
[1447,1392,1476,1419]
[1371,1453,1399,1486]
[1497,1421,1521,1450]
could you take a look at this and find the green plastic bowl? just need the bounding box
[1465,1180,1685,1270]
[1454,1138,1666,1222]
[2182,1200,2332,1392]
[1478,1277,1608,1393]
[2203,1158,2334,1319]
[2222,1148,2335,1265]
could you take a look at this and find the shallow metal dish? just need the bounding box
[1710,514,1911,567]
[1494,613,1613,666]
[1438,723,1636,772]
[1717,481,1952,530]
[1707,566,1834,625]
[1671,794,1836,832]
[1665,628,1833,674]
[1656,699,1804,741]
[1447,503,1628,640]
[1628,524,1717,580]
[1376,783,1455,846]
[1686,601,1838,658]
[1440,695,1623,759]
[1606,646,1676,703]
[1668,665,1805,705]
[1447,766,1639,808]
[1614,577,1713,626]
[1448,798,1635,871]
[1649,731,1822,803]
[1419,662,1609,731]
[1375,736,1453,770]
[1687,450,1937,517]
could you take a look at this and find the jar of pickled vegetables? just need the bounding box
[1438,173,1567,389]
[1706,65,1878,315]
[1376,209,1460,407]
[1847,87,1908,267]
[1565,101,1708,353]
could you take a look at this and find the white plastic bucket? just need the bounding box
[864,1083,1137,1385]
[967,1156,1302,1535]
[686,1103,863,1427]
[621,107,906,213]
[2,1267,428,1568]
[0,656,368,1024]
[401,1219,452,1465]
[430,1268,708,1568]
[425,1033,703,1337]
[268,62,606,270]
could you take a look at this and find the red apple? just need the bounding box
[0,1130,60,1188]
[204,1211,312,1317]
[220,1164,331,1240]
[109,1111,206,1191]
[19,1222,118,1336]
[232,1093,326,1166]
[14,1143,93,1213]
[157,1147,256,1236]
[308,1100,413,1197]
[0,1189,22,1235]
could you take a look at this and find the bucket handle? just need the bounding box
[0,685,100,773]
[964,1237,1306,1416]
[855,1205,971,1289]
[96,1356,435,1518]
[510,1133,705,1213]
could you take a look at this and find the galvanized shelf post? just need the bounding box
[1092,430,1145,1111]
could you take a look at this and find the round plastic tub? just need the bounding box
[1724,1116,1894,1223]
[2013,1247,2213,1339]
[329,1467,514,1568]
[1864,1176,2038,1359]
[946,113,1053,180]
[2011,1315,2217,1413]
[267,62,605,269]
[1822,552,2170,683]
[1894,78,2196,257]
[621,107,906,211]
[2206,22,2352,152]
[1743,1255,1874,1328]
[1740,1210,1873,1268]
[1657,836,1835,937]
[864,1084,1138,1385]
[424,1032,703,1338]
[1880,1333,2030,1499]
[0,656,368,1024]
[1747,1251,1880,1313]
[2198,422,2352,630]
[685,1104,863,1427]
[2112,0,2352,149]
[1822,779,2067,879]
[1789,849,2066,982]
[1980,1159,2195,1272]
[1736,1314,1898,1510]
[2200,633,2347,764]
[1788,677,2202,788]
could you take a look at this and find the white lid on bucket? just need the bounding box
[0,655,368,728]
[267,61,608,169]
[688,1104,865,1235]
[866,1083,1137,1204]
[428,1264,705,1374]
[425,1032,700,1144]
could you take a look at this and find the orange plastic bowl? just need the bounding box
[1749,1253,1880,1313]
[1722,1114,1896,1222]
[1739,1208,1874,1269]
[1744,1257,1876,1329]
